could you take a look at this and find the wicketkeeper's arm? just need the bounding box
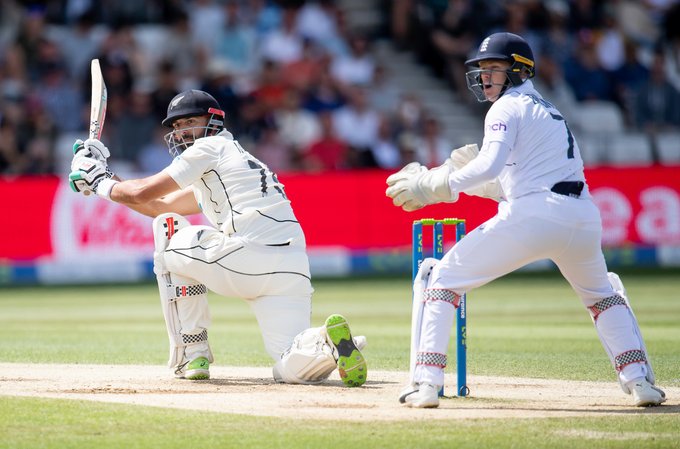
[447,143,507,202]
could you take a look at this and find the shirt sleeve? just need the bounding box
[447,140,510,193]
[162,138,218,189]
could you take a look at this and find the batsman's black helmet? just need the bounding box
[465,32,535,83]
[162,89,225,128]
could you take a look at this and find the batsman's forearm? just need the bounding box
[108,176,200,218]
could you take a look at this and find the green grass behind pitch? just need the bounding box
[1,270,679,448]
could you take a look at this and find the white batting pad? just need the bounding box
[588,272,655,394]
[153,213,213,376]
[410,258,438,384]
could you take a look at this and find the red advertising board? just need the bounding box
[1,167,679,262]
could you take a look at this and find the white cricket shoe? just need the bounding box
[399,383,440,408]
[630,379,666,407]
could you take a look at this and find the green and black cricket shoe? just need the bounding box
[185,356,210,380]
[325,314,367,387]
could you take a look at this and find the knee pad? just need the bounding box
[273,327,337,384]
[153,213,213,376]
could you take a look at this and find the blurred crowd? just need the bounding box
[1,0,679,177]
[391,0,680,162]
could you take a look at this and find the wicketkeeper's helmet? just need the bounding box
[464,32,535,102]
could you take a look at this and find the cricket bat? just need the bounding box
[89,58,107,140]
[84,59,107,196]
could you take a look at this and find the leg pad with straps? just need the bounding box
[153,213,213,377]
[588,272,655,393]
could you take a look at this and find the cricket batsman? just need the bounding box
[68,89,367,387]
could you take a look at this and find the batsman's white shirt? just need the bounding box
[161,130,313,360]
[164,130,306,247]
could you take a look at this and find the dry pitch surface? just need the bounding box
[1,363,678,420]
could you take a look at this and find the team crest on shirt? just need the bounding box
[487,121,507,132]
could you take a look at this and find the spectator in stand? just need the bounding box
[275,88,321,158]
[100,21,149,84]
[490,1,544,66]
[258,4,304,65]
[564,37,615,102]
[540,0,575,68]
[567,0,605,33]
[0,1,22,51]
[633,52,680,133]
[280,38,327,93]
[214,0,257,76]
[150,60,181,123]
[371,115,401,169]
[332,84,381,168]
[14,6,49,83]
[413,116,453,168]
[367,64,402,115]
[394,92,426,137]
[22,136,53,174]
[0,107,23,174]
[595,10,626,73]
[330,32,375,87]
[50,10,107,81]
[428,0,477,98]
[532,52,579,123]
[296,0,346,57]
[137,125,172,174]
[612,40,650,126]
[187,0,225,57]
[159,11,203,90]
[253,121,293,173]
[251,59,289,112]
[302,68,346,113]
[115,87,158,170]
[33,57,82,133]
[0,45,29,108]
[243,0,282,38]
[200,58,243,135]
[660,4,680,93]
[302,110,349,172]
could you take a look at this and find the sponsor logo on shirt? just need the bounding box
[487,121,507,132]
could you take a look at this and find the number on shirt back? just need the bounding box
[247,159,286,198]
[234,140,287,198]
[550,113,575,159]
[526,94,575,160]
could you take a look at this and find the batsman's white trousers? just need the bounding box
[164,225,314,360]
[416,190,647,386]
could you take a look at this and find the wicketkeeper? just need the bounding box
[69,89,367,387]
[386,32,666,408]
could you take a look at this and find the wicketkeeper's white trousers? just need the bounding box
[415,191,648,387]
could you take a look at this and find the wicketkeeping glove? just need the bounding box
[69,157,114,196]
[71,138,110,171]
[385,161,459,211]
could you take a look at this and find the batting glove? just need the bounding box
[71,138,110,171]
[386,161,458,211]
[68,157,116,198]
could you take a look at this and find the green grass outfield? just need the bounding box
[1,269,679,448]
